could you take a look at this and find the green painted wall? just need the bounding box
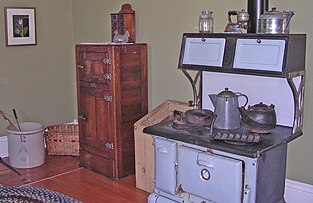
[0,1,76,133]
[0,0,312,186]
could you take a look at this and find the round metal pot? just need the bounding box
[257,7,284,34]
[185,109,214,126]
[258,18,283,34]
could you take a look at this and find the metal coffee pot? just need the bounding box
[258,7,294,34]
[209,87,248,130]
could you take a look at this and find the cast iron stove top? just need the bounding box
[143,117,302,158]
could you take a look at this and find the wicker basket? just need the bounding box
[44,124,79,156]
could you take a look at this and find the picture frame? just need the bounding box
[4,7,37,46]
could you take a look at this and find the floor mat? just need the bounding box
[0,186,81,203]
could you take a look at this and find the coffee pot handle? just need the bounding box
[236,93,249,107]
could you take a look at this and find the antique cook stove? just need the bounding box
[144,33,306,203]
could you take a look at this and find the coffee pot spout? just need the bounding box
[284,11,294,30]
[209,94,217,107]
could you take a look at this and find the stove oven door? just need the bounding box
[177,145,243,203]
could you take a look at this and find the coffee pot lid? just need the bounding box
[218,87,236,98]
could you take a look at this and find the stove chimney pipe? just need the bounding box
[247,0,269,33]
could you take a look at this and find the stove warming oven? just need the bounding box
[144,33,306,203]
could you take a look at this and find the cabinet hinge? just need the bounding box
[103,58,111,65]
[174,161,178,171]
[104,95,113,102]
[103,73,112,80]
[105,143,114,150]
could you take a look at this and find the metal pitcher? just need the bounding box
[209,87,248,130]
[258,7,294,34]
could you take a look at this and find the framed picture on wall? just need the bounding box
[4,7,37,46]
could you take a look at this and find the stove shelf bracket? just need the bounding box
[182,69,202,109]
[287,70,306,134]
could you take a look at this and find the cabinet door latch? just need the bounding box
[103,73,112,80]
[103,58,111,65]
[90,83,97,88]
[78,114,87,120]
[105,143,114,150]
[104,95,113,102]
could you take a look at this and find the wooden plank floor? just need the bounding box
[0,156,80,186]
[0,156,149,202]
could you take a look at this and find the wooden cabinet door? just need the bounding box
[78,82,114,161]
[77,50,111,84]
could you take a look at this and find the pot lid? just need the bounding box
[248,102,275,112]
[259,7,283,20]
[218,87,236,98]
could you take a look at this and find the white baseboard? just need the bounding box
[0,136,8,157]
[285,179,313,203]
[0,136,312,202]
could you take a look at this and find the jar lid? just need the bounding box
[200,11,213,18]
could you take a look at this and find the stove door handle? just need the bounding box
[157,147,168,154]
[197,159,214,169]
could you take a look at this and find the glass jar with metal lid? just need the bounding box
[199,11,214,33]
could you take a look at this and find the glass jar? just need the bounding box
[199,11,214,33]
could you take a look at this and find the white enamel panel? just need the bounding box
[155,138,177,195]
[182,38,226,67]
[148,193,177,203]
[202,71,299,126]
[234,39,285,72]
[177,145,243,203]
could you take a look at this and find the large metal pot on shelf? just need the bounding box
[257,7,294,34]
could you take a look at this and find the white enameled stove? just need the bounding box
[144,33,306,203]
